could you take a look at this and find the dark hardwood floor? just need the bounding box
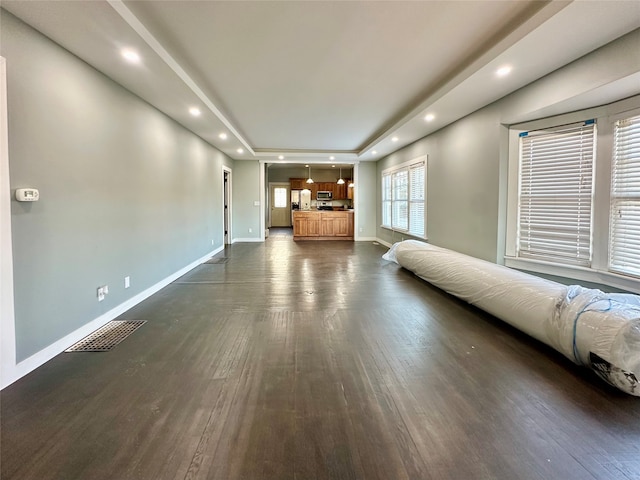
[2,230,640,480]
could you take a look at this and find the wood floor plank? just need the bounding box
[2,229,640,479]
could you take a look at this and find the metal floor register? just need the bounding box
[65,320,146,352]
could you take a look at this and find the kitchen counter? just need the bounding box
[293,210,354,241]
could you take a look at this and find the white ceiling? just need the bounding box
[3,0,640,165]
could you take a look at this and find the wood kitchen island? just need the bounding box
[293,210,354,240]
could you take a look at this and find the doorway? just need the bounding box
[269,183,291,228]
[223,166,232,245]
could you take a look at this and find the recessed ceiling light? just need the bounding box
[392,136,399,142]
[329,156,335,160]
[189,107,201,117]
[424,113,435,122]
[278,155,284,160]
[496,65,512,77]
[219,133,227,140]
[237,148,244,154]
[372,151,377,156]
[121,48,140,64]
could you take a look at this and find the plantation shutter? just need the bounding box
[517,121,595,266]
[409,162,425,237]
[610,114,640,277]
[382,173,392,228]
[392,170,408,230]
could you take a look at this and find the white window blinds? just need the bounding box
[392,170,408,230]
[610,114,640,277]
[381,157,426,237]
[517,121,595,266]
[382,173,391,229]
[382,174,392,228]
[409,163,425,237]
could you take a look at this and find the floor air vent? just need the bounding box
[65,320,146,352]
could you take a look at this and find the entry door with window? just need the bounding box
[270,184,290,227]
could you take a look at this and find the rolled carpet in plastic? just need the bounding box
[383,240,640,396]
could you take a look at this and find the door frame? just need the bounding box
[222,165,232,245]
[268,182,291,228]
[1,56,17,389]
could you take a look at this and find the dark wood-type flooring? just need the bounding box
[2,228,640,479]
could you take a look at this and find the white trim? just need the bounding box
[259,161,266,241]
[232,238,263,243]
[356,237,378,242]
[222,165,232,245]
[353,162,359,241]
[504,256,640,295]
[0,56,17,390]
[381,155,428,176]
[376,238,393,248]
[1,247,222,390]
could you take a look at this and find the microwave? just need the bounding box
[317,191,332,200]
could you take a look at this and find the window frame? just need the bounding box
[516,120,596,267]
[381,155,427,240]
[609,112,640,278]
[504,97,640,294]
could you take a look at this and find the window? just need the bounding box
[516,121,596,266]
[273,187,287,208]
[381,156,426,238]
[610,114,640,277]
[505,98,640,294]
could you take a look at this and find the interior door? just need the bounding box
[270,184,291,227]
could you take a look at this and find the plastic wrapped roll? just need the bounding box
[383,240,640,396]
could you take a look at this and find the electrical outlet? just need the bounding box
[248,228,252,233]
[97,286,106,302]
[359,227,363,233]
[124,276,130,289]
[211,239,214,246]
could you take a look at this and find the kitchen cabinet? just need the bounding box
[293,212,320,237]
[291,179,352,200]
[290,178,305,190]
[321,212,352,237]
[334,182,347,200]
[293,211,353,240]
[290,178,317,197]
[315,182,330,195]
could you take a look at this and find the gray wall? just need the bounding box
[232,160,262,240]
[377,28,640,262]
[355,162,377,239]
[2,12,233,361]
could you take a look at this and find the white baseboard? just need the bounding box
[376,238,393,248]
[356,237,379,242]
[1,246,223,390]
[232,237,263,243]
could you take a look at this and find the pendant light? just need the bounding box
[306,165,314,184]
[348,167,355,188]
[337,167,345,185]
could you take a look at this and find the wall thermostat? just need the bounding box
[15,188,39,202]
